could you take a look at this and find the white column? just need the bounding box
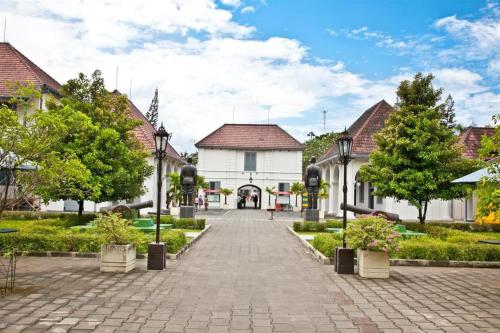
[321,167,327,210]
[328,163,335,214]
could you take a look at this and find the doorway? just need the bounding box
[237,184,262,209]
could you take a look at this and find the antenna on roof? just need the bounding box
[3,18,6,42]
[115,66,119,91]
[322,109,328,133]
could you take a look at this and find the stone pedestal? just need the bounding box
[100,244,136,273]
[335,247,355,275]
[180,206,195,218]
[147,242,166,270]
[357,249,389,278]
[304,209,319,222]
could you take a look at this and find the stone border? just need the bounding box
[14,224,212,260]
[287,226,500,268]
[286,226,332,265]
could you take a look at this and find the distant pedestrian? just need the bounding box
[194,196,199,211]
[253,194,258,208]
[204,195,209,211]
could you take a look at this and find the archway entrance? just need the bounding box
[237,184,261,209]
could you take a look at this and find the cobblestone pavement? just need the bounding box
[1,210,499,333]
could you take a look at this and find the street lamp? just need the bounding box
[335,128,354,274]
[147,123,172,270]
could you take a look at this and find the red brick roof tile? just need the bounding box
[0,43,61,96]
[195,124,303,151]
[319,100,394,162]
[458,127,495,159]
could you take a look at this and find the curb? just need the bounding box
[287,226,500,268]
[286,226,332,265]
[14,225,212,261]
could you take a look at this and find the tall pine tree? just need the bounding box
[146,88,159,128]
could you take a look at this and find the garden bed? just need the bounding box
[0,214,207,258]
[290,222,500,266]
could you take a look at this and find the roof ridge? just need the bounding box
[351,99,386,140]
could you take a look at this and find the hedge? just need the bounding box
[0,211,96,226]
[293,220,342,232]
[311,233,342,257]
[401,221,500,233]
[158,216,206,230]
[0,224,187,254]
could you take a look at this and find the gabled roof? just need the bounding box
[195,124,303,151]
[0,42,61,97]
[319,100,394,162]
[458,127,495,159]
[127,98,183,162]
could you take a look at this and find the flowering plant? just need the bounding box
[345,215,400,253]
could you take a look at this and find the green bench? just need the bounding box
[132,218,173,233]
[394,224,426,238]
[326,228,343,234]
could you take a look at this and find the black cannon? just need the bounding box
[340,203,401,222]
[100,200,154,220]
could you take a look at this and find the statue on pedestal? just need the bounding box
[305,156,321,210]
[180,157,197,206]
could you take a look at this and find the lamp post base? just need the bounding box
[147,242,166,270]
[335,247,355,274]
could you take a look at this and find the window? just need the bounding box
[359,182,365,203]
[244,152,256,171]
[278,182,290,192]
[209,181,221,191]
[207,181,221,202]
[376,196,383,205]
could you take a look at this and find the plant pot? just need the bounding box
[293,206,301,212]
[170,206,180,216]
[100,244,136,273]
[357,249,389,279]
[319,210,325,219]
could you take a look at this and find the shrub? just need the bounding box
[0,211,97,225]
[345,216,400,253]
[293,220,342,232]
[161,230,187,253]
[158,216,206,230]
[311,233,342,257]
[94,213,148,246]
[402,221,500,233]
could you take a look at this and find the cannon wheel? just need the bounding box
[112,205,134,220]
[372,211,390,220]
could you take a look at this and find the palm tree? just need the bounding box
[195,175,208,195]
[168,172,182,207]
[318,179,330,202]
[265,186,276,206]
[219,188,233,205]
[290,182,306,208]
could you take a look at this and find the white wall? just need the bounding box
[198,148,303,209]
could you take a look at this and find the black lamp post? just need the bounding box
[147,123,172,270]
[334,128,354,274]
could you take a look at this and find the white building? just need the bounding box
[317,100,493,222]
[0,42,184,214]
[195,124,304,210]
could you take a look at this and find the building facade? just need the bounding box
[196,124,303,210]
[0,42,183,214]
[317,100,493,222]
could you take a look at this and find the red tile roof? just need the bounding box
[195,124,303,151]
[127,99,183,162]
[319,100,394,161]
[458,127,495,159]
[0,42,61,96]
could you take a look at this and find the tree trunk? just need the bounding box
[295,194,298,207]
[0,179,10,218]
[224,196,227,205]
[268,193,271,206]
[417,200,429,224]
[78,200,84,216]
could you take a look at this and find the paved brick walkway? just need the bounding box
[1,210,499,333]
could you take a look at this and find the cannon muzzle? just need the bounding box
[100,200,154,212]
[340,203,400,222]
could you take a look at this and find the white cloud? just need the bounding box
[0,0,497,152]
[241,6,255,14]
[220,0,242,8]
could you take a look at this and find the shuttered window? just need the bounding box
[244,152,257,171]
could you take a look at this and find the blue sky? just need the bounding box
[1,0,499,152]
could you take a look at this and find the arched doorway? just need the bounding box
[237,184,262,209]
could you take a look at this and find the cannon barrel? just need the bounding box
[340,203,400,222]
[100,200,154,212]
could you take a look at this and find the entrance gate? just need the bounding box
[237,184,261,209]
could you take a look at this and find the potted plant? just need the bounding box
[344,216,400,278]
[95,213,146,273]
[219,188,233,209]
[291,182,305,212]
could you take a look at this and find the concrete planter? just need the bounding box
[293,206,301,212]
[170,206,180,216]
[357,249,389,278]
[319,210,325,219]
[100,244,136,273]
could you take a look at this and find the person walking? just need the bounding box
[253,193,258,208]
[204,195,209,211]
[194,196,199,211]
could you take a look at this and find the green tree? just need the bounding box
[219,188,233,205]
[358,73,478,224]
[290,182,305,208]
[476,114,499,223]
[302,132,339,172]
[265,186,276,206]
[318,179,330,201]
[37,71,153,215]
[168,172,182,207]
[145,88,159,128]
